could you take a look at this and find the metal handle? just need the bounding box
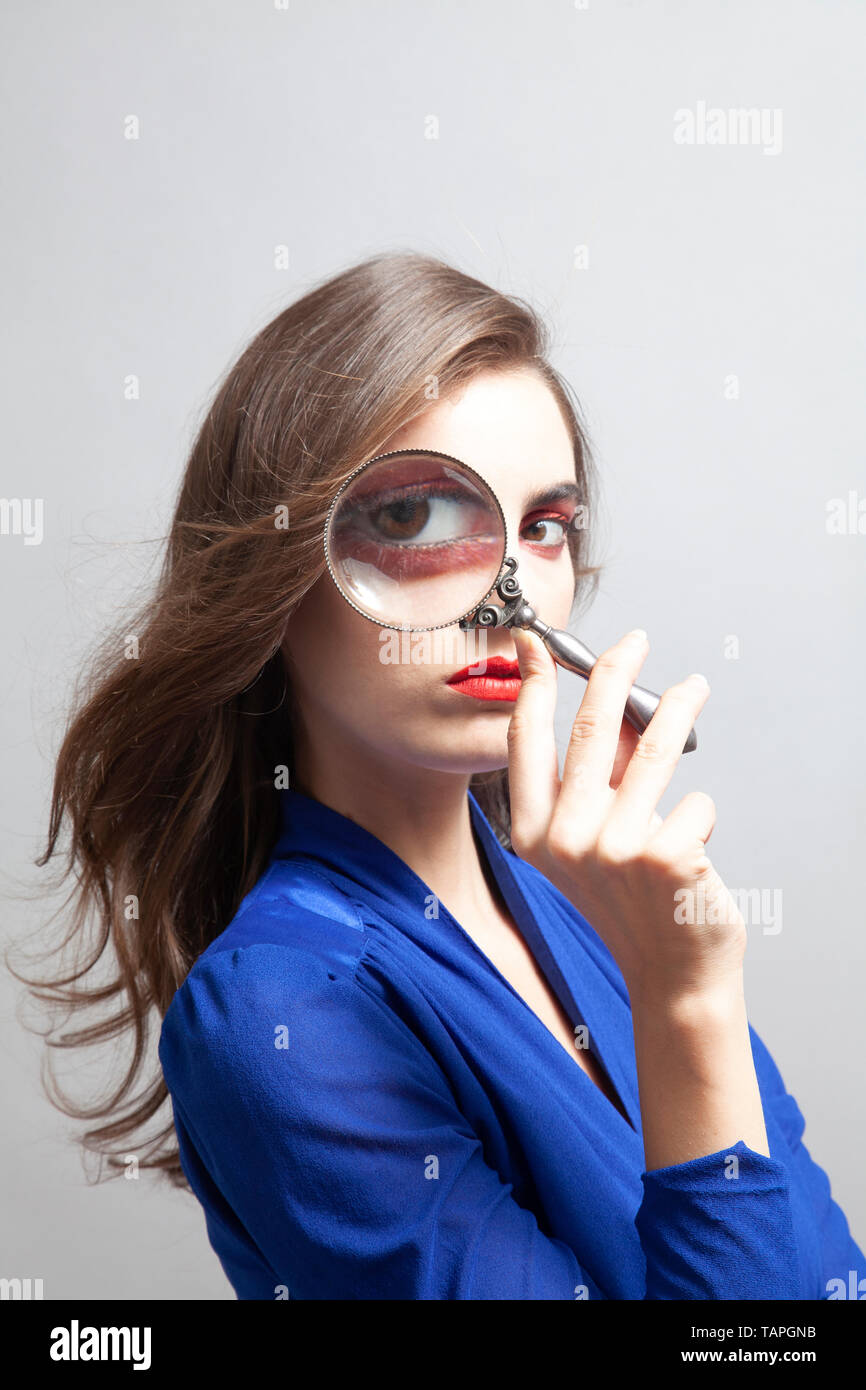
[520,618,696,754]
[458,556,697,754]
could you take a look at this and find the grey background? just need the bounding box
[1,0,863,1299]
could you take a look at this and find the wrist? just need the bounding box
[625,964,747,1024]
[629,975,754,1095]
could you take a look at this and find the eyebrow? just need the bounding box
[521,481,581,511]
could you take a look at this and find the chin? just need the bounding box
[412,738,510,776]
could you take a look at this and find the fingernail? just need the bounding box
[687,672,710,688]
[627,628,647,642]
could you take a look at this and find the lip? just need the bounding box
[447,655,521,702]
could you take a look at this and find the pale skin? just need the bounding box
[282,364,770,1170]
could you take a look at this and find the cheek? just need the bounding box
[285,588,392,710]
[284,584,469,728]
[518,551,577,629]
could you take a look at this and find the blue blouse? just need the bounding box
[158,786,865,1300]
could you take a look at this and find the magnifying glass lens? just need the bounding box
[325,452,505,628]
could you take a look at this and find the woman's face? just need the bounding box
[282,366,581,783]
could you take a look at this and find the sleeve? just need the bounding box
[158,942,806,1300]
[636,1141,801,1299]
[748,1023,866,1299]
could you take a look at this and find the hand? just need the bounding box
[508,627,746,1003]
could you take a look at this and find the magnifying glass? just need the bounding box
[323,449,697,753]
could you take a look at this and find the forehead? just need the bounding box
[382,367,575,508]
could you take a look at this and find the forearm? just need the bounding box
[629,973,770,1170]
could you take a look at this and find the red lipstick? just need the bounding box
[446,655,522,703]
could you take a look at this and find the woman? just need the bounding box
[23,251,863,1299]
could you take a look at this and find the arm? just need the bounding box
[631,973,770,1169]
[159,941,802,1299]
[506,630,807,1295]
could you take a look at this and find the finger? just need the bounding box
[644,795,717,889]
[507,627,560,851]
[558,630,650,814]
[651,794,740,931]
[653,788,717,849]
[609,721,640,790]
[605,675,711,841]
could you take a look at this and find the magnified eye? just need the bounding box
[367,493,480,544]
[371,496,430,540]
[325,452,508,623]
[355,485,489,546]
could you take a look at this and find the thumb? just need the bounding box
[508,628,559,852]
[512,625,556,684]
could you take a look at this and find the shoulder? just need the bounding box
[198,856,370,976]
[159,859,372,1080]
[158,858,434,1104]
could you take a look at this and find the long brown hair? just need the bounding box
[7,250,601,1188]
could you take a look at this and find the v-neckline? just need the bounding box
[273,785,639,1135]
[458,802,639,1135]
[471,824,634,1127]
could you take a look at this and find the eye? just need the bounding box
[331,482,504,581]
[368,493,477,544]
[348,484,492,547]
[520,513,570,550]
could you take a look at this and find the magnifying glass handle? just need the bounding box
[518,617,697,754]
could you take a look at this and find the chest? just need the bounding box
[466,914,634,1129]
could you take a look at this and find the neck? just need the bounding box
[290,729,510,929]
